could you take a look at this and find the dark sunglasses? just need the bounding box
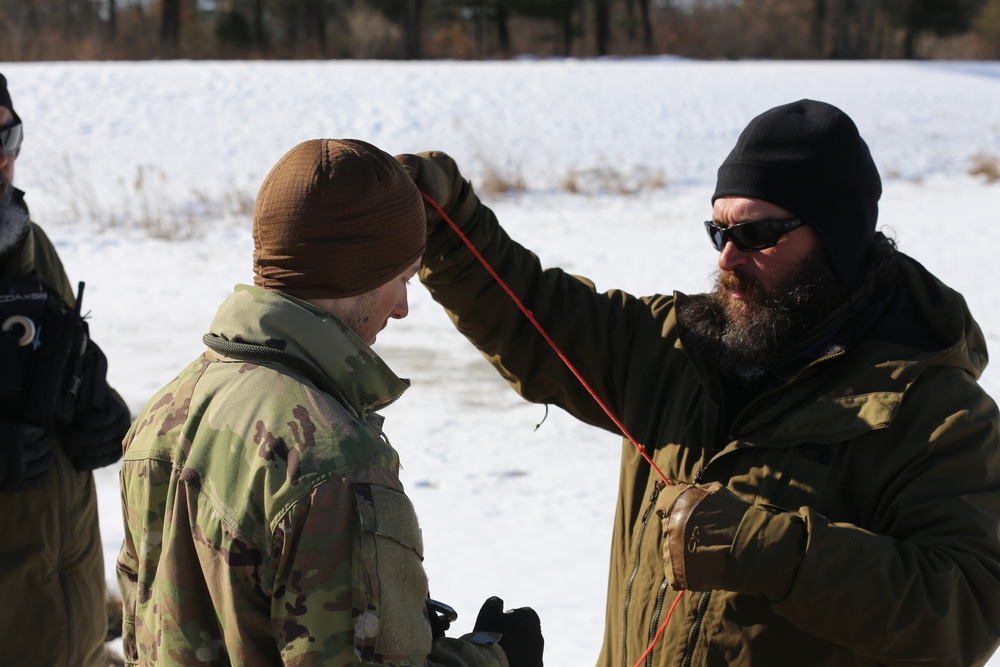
[704,217,804,252]
[1,113,23,157]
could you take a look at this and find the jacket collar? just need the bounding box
[208,284,409,418]
[677,251,987,446]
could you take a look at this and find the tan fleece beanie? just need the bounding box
[252,138,426,298]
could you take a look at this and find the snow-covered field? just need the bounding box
[4,58,1000,665]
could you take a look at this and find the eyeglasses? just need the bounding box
[1,114,23,157]
[703,217,804,252]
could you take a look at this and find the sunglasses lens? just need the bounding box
[704,222,724,251]
[731,224,770,250]
[1,122,22,155]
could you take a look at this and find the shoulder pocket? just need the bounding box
[352,483,432,665]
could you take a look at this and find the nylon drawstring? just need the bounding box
[423,192,684,667]
[423,193,671,485]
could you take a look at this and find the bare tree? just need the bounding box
[251,0,267,50]
[306,0,328,55]
[0,0,34,59]
[496,0,511,57]
[878,0,988,57]
[595,0,610,54]
[636,0,654,52]
[161,0,181,47]
[108,0,118,41]
[812,0,827,54]
[831,0,852,57]
[406,0,421,58]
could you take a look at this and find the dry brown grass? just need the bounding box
[970,153,1000,184]
[562,163,666,196]
[477,161,528,197]
[470,150,666,199]
[54,156,254,239]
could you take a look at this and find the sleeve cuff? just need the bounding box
[725,504,807,601]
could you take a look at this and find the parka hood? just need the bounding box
[752,251,991,446]
[674,249,991,447]
[870,252,988,381]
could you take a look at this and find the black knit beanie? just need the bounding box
[0,74,13,115]
[713,99,881,289]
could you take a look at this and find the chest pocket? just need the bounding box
[723,442,836,512]
[352,483,432,665]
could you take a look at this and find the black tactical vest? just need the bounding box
[0,274,87,427]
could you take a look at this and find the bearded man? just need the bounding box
[398,99,1000,666]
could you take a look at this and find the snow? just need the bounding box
[5,58,1000,665]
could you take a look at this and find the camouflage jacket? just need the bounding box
[116,284,508,667]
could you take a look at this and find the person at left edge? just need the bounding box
[116,138,543,667]
[0,72,132,666]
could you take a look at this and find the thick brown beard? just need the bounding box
[680,248,844,376]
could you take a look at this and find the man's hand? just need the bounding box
[0,422,55,492]
[66,392,130,471]
[473,596,543,667]
[395,151,469,233]
[656,481,750,592]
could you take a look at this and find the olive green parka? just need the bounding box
[419,185,1000,667]
[0,199,107,667]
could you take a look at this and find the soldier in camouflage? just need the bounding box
[116,139,543,667]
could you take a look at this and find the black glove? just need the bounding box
[0,422,56,492]
[473,596,543,667]
[65,391,130,471]
[395,151,470,233]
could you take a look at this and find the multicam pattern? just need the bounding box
[117,285,506,667]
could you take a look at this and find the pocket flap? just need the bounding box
[353,483,424,559]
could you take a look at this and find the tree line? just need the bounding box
[1,0,998,61]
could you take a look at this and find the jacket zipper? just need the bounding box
[622,482,664,667]
[645,578,670,666]
[681,591,712,667]
[732,349,846,434]
[55,457,74,666]
[669,347,846,666]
